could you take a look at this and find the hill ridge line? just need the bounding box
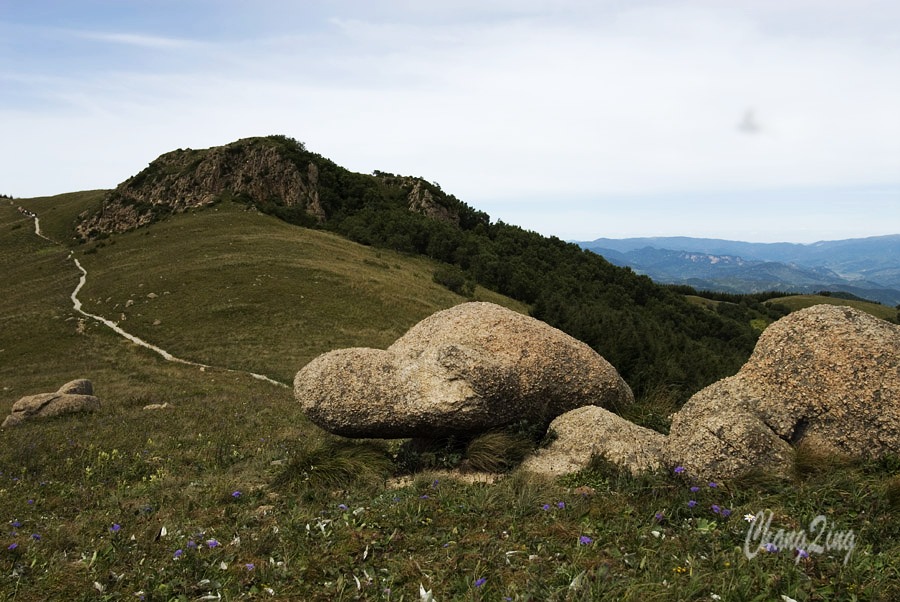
[29,214,288,389]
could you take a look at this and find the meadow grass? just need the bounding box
[765,295,898,323]
[1,197,898,600]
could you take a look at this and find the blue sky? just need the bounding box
[2,0,899,242]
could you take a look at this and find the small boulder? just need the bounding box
[3,379,100,427]
[295,302,633,438]
[57,379,93,395]
[665,377,793,480]
[520,406,666,477]
[666,305,900,480]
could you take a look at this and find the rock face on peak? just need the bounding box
[666,305,900,480]
[406,179,459,225]
[75,136,469,239]
[76,137,326,239]
[294,302,634,438]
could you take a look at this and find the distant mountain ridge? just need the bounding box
[578,235,900,306]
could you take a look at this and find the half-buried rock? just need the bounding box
[294,302,633,438]
[520,405,666,477]
[2,379,100,427]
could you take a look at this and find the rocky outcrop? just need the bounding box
[666,305,900,480]
[520,405,666,477]
[76,138,325,238]
[2,380,100,427]
[294,302,634,438]
[407,180,459,225]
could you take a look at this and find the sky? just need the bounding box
[2,0,899,243]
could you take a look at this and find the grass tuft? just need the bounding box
[273,432,392,494]
[462,431,535,473]
[792,440,859,479]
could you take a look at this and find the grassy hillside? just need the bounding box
[79,136,781,404]
[766,294,899,323]
[2,196,899,600]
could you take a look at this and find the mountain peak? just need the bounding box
[75,136,326,239]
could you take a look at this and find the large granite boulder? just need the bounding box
[2,379,100,427]
[666,305,900,480]
[520,405,666,477]
[295,302,634,438]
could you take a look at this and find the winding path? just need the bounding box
[31,213,288,388]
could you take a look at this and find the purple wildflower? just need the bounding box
[110,523,121,533]
[796,549,810,559]
[30,533,40,540]
[206,538,219,548]
[542,504,551,511]
[711,504,721,514]
[245,563,255,571]
[579,535,594,545]
[231,491,241,498]
[173,549,183,559]
[10,520,21,528]
[338,504,349,511]
[474,577,486,587]
[687,500,697,508]
[764,543,778,553]
[654,511,664,522]
[187,540,198,549]
[708,482,718,488]
[721,508,732,517]
[690,486,700,493]
[7,543,17,551]
[674,466,685,474]
[557,501,565,509]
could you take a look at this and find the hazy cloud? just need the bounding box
[1,0,898,242]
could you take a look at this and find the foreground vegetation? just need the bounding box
[3,194,898,600]
[3,395,898,601]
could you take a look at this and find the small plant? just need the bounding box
[273,433,392,493]
[394,437,466,473]
[432,266,475,297]
[792,440,858,479]
[462,431,534,473]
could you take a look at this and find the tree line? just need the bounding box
[256,136,787,404]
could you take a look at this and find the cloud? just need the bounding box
[72,30,202,50]
[1,1,899,242]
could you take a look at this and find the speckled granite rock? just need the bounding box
[667,305,900,480]
[294,302,633,438]
[3,380,99,427]
[520,405,665,477]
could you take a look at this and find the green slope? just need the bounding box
[766,294,898,323]
[3,194,526,396]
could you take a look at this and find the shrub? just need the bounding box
[432,265,475,297]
